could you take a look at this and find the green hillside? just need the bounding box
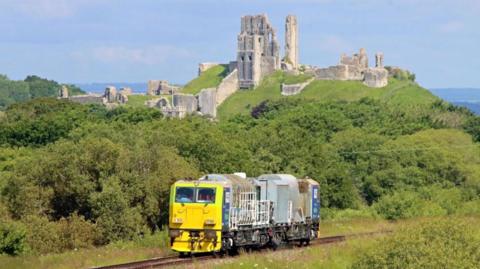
[0,75,85,110]
[218,71,438,119]
[181,64,229,95]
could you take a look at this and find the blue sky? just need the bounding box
[0,0,478,88]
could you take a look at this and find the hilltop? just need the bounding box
[217,71,437,119]
[0,75,85,110]
[181,64,229,95]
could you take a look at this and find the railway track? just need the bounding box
[92,230,391,269]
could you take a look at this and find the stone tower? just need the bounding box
[359,48,368,68]
[237,14,280,88]
[375,52,384,68]
[104,86,117,103]
[285,15,299,69]
[58,85,69,98]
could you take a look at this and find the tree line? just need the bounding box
[0,96,479,255]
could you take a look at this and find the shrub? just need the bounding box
[90,179,146,244]
[457,200,480,215]
[321,207,379,221]
[57,214,98,250]
[352,218,480,269]
[22,215,62,254]
[0,221,27,255]
[373,191,446,220]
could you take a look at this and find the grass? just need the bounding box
[4,216,477,269]
[191,216,480,269]
[204,237,379,269]
[182,65,229,95]
[283,73,313,85]
[0,231,172,269]
[0,217,387,269]
[217,71,438,120]
[125,94,171,108]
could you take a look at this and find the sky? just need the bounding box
[0,0,479,88]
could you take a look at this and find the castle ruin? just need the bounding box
[147,80,179,95]
[144,13,391,118]
[308,47,388,88]
[284,15,299,70]
[59,14,392,117]
[58,85,132,106]
[237,15,280,88]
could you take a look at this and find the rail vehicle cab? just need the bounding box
[168,178,226,253]
[168,173,321,254]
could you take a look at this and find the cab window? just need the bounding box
[175,187,194,203]
[197,188,216,203]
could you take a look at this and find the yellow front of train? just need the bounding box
[168,180,224,254]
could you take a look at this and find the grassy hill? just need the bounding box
[181,64,229,95]
[218,71,438,119]
[0,75,85,110]
[125,95,162,108]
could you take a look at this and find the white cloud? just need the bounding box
[1,0,110,19]
[72,45,193,65]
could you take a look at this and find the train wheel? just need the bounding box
[228,246,239,256]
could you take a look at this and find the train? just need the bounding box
[168,173,320,255]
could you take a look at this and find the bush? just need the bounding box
[0,221,27,255]
[373,191,446,220]
[352,218,480,269]
[321,207,379,221]
[57,214,98,250]
[90,179,146,244]
[23,215,62,254]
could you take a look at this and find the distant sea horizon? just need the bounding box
[430,88,480,115]
[74,83,480,115]
[74,82,149,94]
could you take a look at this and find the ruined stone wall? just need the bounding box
[147,80,160,95]
[198,88,217,117]
[119,87,133,96]
[216,69,239,105]
[146,97,171,109]
[104,86,117,103]
[339,48,368,69]
[364,68,388,88]
[58,85,69,98]
[198,63,219,76]
[312,65,349,80]
[117,93,128,104]
[173,94,198,113]
[68,95,104,104]
[161,106,187,118]
[281,77,314,96]
[228,61,238,73]
[147,80,179,95]
[285,15,298,69]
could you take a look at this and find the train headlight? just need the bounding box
[172,217,183,224]
[205,230,217,239]
[204,219,216,225]
[169,229,181,238]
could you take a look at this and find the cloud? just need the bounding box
[438,21,464,33]
[1,0,109,19]
[72,45,193,65]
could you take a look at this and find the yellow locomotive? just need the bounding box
[169,174,320,255]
